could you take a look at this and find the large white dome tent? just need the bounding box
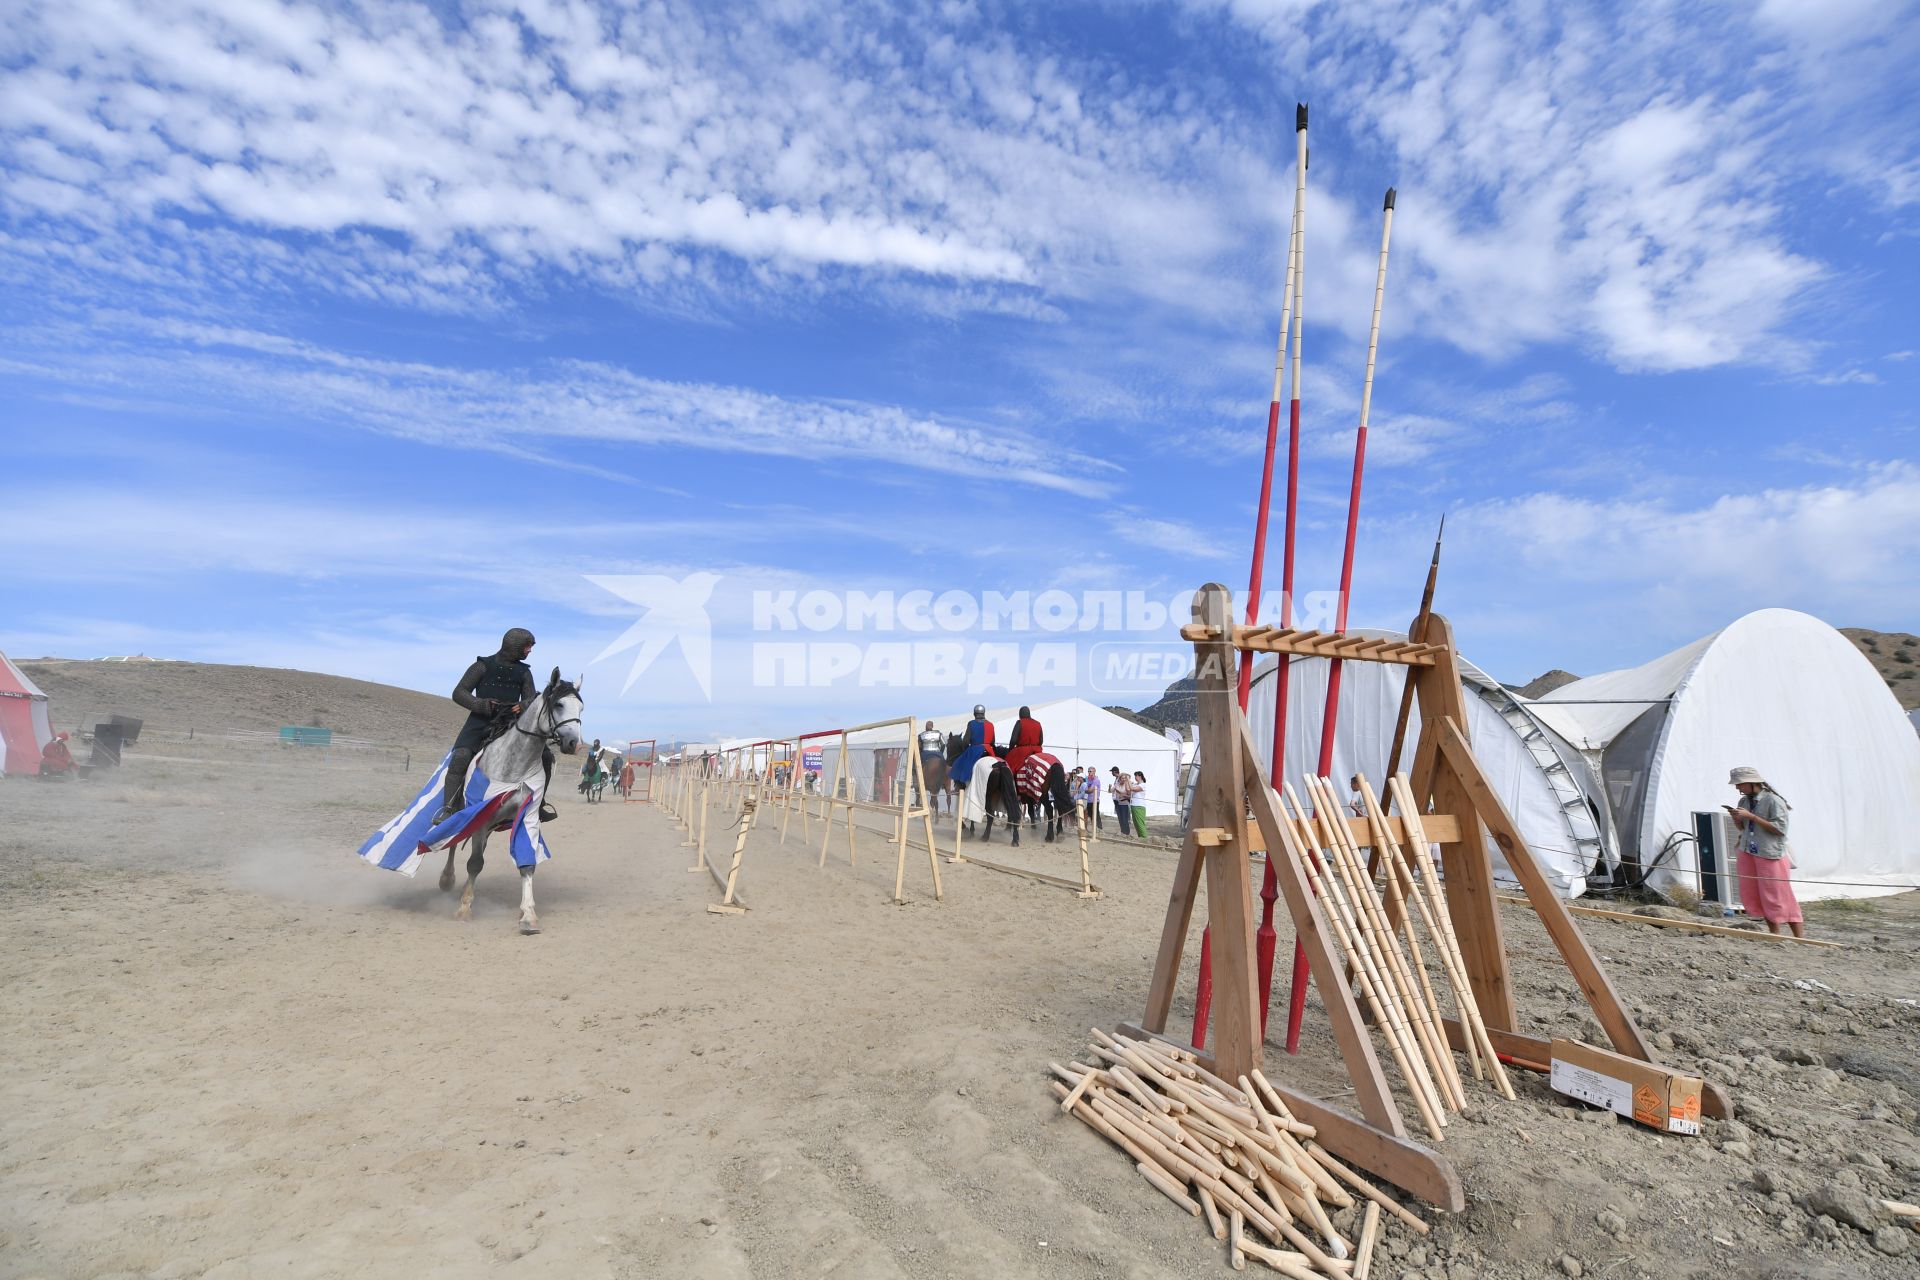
[1238,633,1620,898]
[1530,609,1920,903]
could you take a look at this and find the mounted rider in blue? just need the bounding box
[950,703,996,784]
[435,627,541,824]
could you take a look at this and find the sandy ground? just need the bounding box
[3,746,1918,1280]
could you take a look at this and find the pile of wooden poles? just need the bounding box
[1049,1029,1424,1277]
[1277,773,1516,1142]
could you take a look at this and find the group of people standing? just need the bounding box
[1073,763,1150,838]
[931,705,1152,837]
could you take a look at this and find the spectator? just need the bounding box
[1078,766,1102,829]
[1131,771,1150,838]
[1110,767,1132,831]
[1726,766,1804,938]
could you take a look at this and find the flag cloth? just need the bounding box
[357,751,552,877]
[1015,751,1060,803]
[962,756,1002,825]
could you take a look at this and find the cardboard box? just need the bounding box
[1549,1038,1702,1135]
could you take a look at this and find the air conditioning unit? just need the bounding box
[1690,810,1741,908]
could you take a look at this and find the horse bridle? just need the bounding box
[515,684,581,746]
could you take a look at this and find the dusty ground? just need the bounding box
[3,741,1917,1279]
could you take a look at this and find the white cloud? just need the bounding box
[0,0,1269,321]
[1444,460,1920,638]
[1182,0,1836,370]
[1103,511,1232,560]
[2,314,1118,495]
[1,0,1866,378]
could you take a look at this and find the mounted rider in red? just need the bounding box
[1003,705,1044,778]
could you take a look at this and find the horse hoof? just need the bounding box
[438,868,455,892]
[519,918,540,935]
[454,907,472,922]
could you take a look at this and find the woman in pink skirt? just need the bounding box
[1725,766,1805,938]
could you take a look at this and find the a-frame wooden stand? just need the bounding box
[1120,583,1727,1211]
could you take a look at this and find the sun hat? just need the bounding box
[1728,766,1766,786]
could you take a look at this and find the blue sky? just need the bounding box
[4,0,1917,742]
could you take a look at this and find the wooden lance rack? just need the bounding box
[1119,583,1727,1211]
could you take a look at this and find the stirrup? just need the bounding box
[539,802,559,823]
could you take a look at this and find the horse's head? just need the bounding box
[945,732,965,762]
[545,667,585,754]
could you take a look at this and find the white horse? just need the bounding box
[435,669,584,934]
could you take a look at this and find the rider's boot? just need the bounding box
[432,749,473,824]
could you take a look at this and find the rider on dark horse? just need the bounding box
[951,703,996,783]
[1003,705,1044,778]
[434,628,551,824]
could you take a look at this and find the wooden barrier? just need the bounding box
[693,792,758,915]
[949,774,1100,898]
[816,716,943,904]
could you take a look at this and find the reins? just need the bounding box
[513,687,581,747]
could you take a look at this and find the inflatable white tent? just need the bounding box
[1239,638,1616,897]
[1530,609,1920,903]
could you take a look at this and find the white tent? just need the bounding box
[840,697,1185,815]
[1530,609,1920,903]
[1238,637,1616,897]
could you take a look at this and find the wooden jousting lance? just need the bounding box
[1365,513,1444,883]
[1283,186,1396,1053]
[1195,103,1309,1048]
[1385,514,1444,784]
[1233,110,1307,713]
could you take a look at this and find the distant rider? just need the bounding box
[434,628,538,824]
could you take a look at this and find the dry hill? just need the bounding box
[1840,629,1920,710]
[1514,668,1580,699]
[1130,676,1197,736]
[20,659,466,749]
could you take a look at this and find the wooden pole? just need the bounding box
[1389,773,1511,1096]
[1383,517,1444,792]
[1200,103,1313,1052]
[1354,775,1467,1109]
[1291,187,1396,1051]
[1286,784,1445,1140]
[1190,584,1262,1082]
[1310,775,1454,1119]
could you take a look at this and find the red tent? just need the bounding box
[0,652,54,775]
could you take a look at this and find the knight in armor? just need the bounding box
[434,627,539,824]
[917,719,944,769]
[950,703,996,783]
